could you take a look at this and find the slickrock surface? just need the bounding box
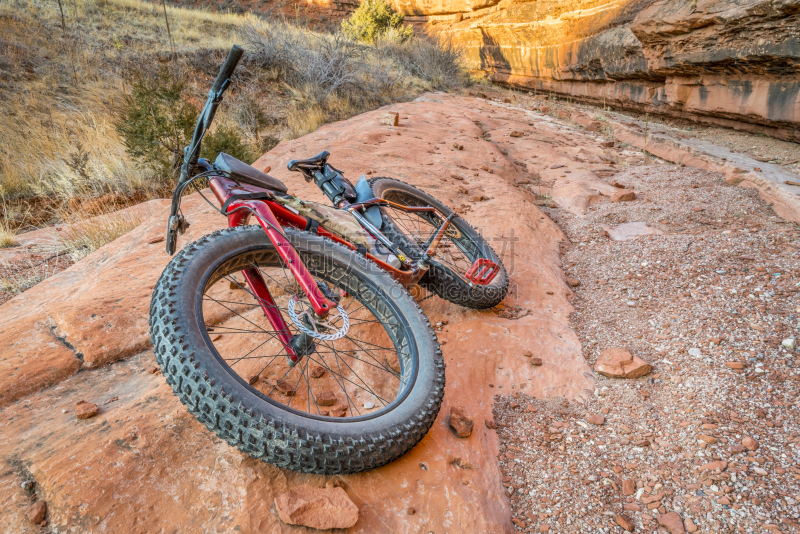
[0,93,600,533]
[495,161,800,532]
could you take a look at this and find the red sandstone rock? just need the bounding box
[329,404,348,417]
[594,348,652,378]
[658,512,685,534]
[530,357,543,366]
[275,483,358,529]
[74,401,98,419]
[587,414,605,425]
[315,390,337,407]
[26,501,46,524]
[310,365,326,378]
[698,460,727,472]
[622,479,635,495]
[611,190,636,202]
[615,513,635,532]
[742,436,760,451]
[380,111,399,126]
[450,406,474,438]
[275,380,295,396]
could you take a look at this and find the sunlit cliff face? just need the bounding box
[389,0,800,137]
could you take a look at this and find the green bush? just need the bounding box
[116,67,252,180]
[201,124,253,164]
[341,0,412,44]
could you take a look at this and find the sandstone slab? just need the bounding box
[600,222,665,241]
[0,95,596,533]
[594,348,652,379]
[275,483,358,529]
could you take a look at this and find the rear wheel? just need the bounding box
[368,177,508,309]
[149,226,444,474]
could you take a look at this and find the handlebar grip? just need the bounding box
[211,45,244,94]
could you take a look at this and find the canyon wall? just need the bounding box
[395,0,800,140]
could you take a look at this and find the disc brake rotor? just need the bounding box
[287,295,350,341]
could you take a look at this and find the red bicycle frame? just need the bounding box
[206,174,443,362]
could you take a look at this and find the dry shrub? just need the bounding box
[341,0,412,44]
[0,224,16,248]
[378,32,467,90]
[243,21,365,103]
[241,19,467,139]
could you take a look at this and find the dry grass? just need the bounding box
[1,0,470,231]
[0,259,59,294]
[57,207,143,262]
[0,226,16,248]
[0,0,246,201]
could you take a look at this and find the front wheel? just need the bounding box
[149,226,444,474]
[368,177,509,309]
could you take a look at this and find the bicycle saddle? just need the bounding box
[288,151,330,171]
[214,152,288,193]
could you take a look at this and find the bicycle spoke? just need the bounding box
[324,340,391,407]
[226,335,280,367]
[202,249,408,420]
[338,335,402,376]
[309,353,359,416]
[313,348,401,379]
[204,296,282,336]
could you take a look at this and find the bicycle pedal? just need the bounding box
[465,259,500,286]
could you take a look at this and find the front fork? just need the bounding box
[226,199,337,364]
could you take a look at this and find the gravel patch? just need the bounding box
[494,164,800,533]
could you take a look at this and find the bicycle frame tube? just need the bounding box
[225,197,337,318]
[207,176,431,288]
[239,266,296,359]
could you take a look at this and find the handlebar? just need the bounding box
[167,44,243,255]
[211,45,243,95]
[180,44,243,185]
